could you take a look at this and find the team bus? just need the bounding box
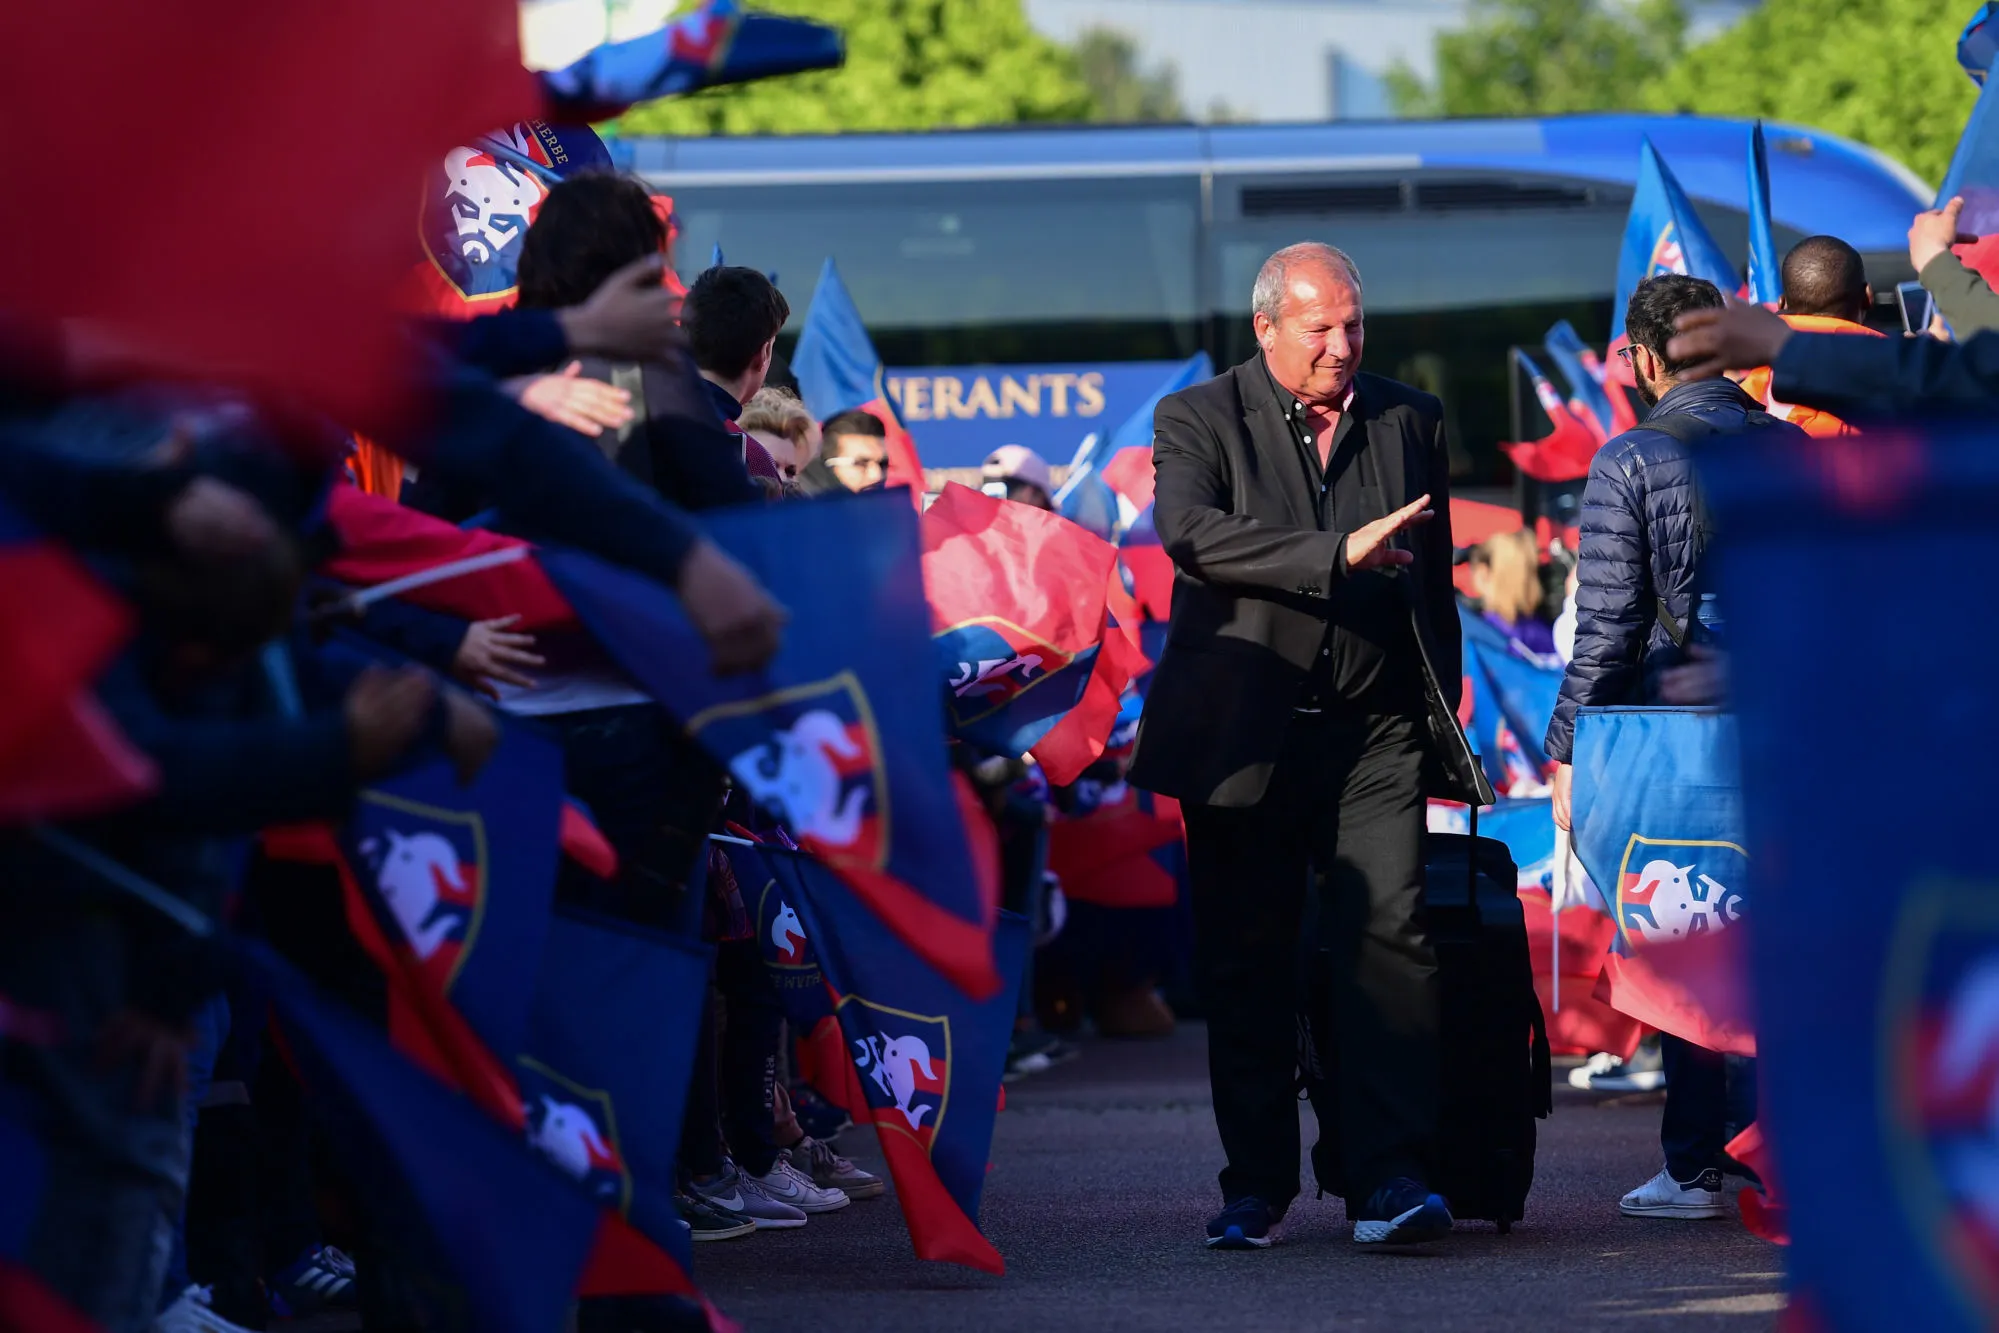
[616,114,1929,480]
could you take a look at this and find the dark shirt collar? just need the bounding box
[1254,355,1361,422]
[699,375,741,423]
[1648,376,1761,418]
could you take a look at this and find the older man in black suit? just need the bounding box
[1129,241,1490,1250]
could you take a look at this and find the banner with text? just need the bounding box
[881,361,1189,469]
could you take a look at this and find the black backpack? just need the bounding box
[1637,407,1779,648]
[1297,807,1551,1232]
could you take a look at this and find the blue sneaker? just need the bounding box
[268,1244,357,1316]
[1205,1196,1284,1250]
[1352,1178,1453,1245]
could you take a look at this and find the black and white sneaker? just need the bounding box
[1204,1196,1285,1250]
[1619,1166,1727,1219]
[1352,1177,1453,1245]
[1568,1043,1665,1093]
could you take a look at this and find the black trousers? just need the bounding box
[1185,710,1437,1210]
[1660,1035,1758,1182]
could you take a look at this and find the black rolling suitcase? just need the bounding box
[1299,806,1552,1232]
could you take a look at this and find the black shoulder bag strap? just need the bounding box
[1632,408,1775,648]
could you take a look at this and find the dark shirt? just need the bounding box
[1270,371,1420,715]
[700,376,742,425]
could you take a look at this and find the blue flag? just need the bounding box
[770,845,1028,1274]
[1745,121,1783,306]
[1458,605,1562,796]
[1613,138,1741,340]
[726,836,837,1031]
[1962,2,1999,84]
[239,940,600,1333]
[1702,421,1999,1331]
[1568,706,1750,1055]
[1058,352,1211,538]
[341,724,565,1067]
[0,1090,41,1265]
[1941,75,1999,232]
[1543,321,1617,442]
[521,911,712,1275]
[538,490,1001,1000]
[793,257,883,421]
[538,0,844,123]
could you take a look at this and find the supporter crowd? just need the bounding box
[8,40,1999,1328]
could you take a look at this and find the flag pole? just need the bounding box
[1550,824,1570,1013]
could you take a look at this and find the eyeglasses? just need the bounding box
[1615,346,1636,364]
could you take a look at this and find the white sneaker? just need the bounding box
[752,1152,853,1214]
[691,1162,808,1230]
[1619,1166,1728,1219]
[155,1284,257,1333]
[1568,1048,1666,1093]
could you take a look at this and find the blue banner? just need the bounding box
[1458,605,1563,795]
[882,361,1191,469]
[1613,138,1741,340]
[1704,421,1999,1330]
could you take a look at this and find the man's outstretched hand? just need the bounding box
[1909,196,1978,274]
[1666,302,1793,378]
[1346,494,1434,572]
[676,540,788,676]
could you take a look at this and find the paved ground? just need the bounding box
[698,1027,1785,1333]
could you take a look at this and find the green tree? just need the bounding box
[1388,0,1688,118]
[618,0,1095,136]
[1074,27,1186,123]
[1639,0,1976,187]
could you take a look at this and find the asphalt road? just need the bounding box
[697,1027,1786,1333]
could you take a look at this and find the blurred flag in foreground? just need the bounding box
[540,490,1002,998]
[1612,139,1740,341]
[0,0,536,422]
[1705,421,1998,1330]
[538,0,843,123]
[794,259,925,501]
[923,483,1142,784]
[0,496,154,823]
[240,940,599,1333]
[1745,121,1783,307]
[757,843,1029,1273]
[0,1091,105,1332]
[1569,707,1752,1057]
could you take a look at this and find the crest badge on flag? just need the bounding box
[690,674,890,872]
[351,795,487,993]
[1614,836,1748,948]
[846,1001,953,1154]
[519,1061,633,1213]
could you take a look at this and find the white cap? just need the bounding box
[981,444,1053,496]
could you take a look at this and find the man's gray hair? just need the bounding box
[1251,242,1364,323]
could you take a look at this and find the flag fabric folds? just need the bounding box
[1047,782,1184,910]
[340,727,567,1079]
[793,259,925,499]
[0,497,154,823]
[754,843,1029,1274]
[1745,122,1783,306]
[238,940,600,1333]
[1569,706,1752,1057]
[1541,321,1622,442]
[1613,139,1741,341]
[538,490,1002,999]
[407,122,614,320]
[537,0,843,124]
[522,912,713,1280]
[1503,350,1602,484]
[922,484,1141,784]
[1701,421,1999,1329]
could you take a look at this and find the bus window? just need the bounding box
[667,176,1202,364]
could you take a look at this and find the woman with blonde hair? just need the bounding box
[738,386,820,484]
[1468,529,1557,659]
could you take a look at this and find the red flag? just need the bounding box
[1028,617,1147,786]
[1727,1122,1788,1245]
[1,1,537,423]
[1518,893,1644,1059]
[1100,445,1156,516]
[1048,787,1183,909]
[321,486,577,630]
[1595,922,1755,1058]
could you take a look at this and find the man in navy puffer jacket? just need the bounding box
[1546,274,1803,1224]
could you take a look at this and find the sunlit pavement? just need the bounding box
[696,1026,1785,1332]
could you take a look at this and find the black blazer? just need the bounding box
[1127,357,1492,809]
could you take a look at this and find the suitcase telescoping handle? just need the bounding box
[1465,791,1481,926]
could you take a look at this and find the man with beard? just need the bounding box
[1547,274,1803,1221]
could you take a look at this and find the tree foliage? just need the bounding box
[618,0,1095,136]
[1640,0,1976,186]
[1074,27,1185,123]
[1390,0,1977,187]
[1388,0,1687,118]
